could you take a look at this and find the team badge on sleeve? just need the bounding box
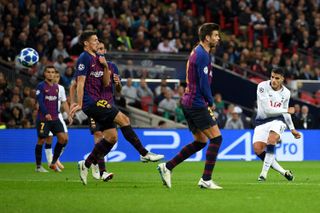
[259,87,264,93]
[78,64,85,71]
[204,66,208,74]
[36,90,40,95]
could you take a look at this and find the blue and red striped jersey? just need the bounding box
[100,61,120,104]
[181,44,213,108]
[36,81,59,121]
[75,51,105,109]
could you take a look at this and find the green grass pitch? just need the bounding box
[0,161,319,213]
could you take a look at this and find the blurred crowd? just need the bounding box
[0,0,320,129]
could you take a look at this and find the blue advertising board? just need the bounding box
[0,129,319,162]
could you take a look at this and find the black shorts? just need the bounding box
[88,117,116,135]
[36,119,65,138]
[182,105,217,134]
[84,100,119,133]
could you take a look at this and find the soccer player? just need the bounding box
[35,66,68,172]
[70,31,164,185]
[157,23,223,189]
[253,67,301,181]
[44,70,72,171]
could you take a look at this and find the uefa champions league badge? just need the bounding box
[259,87,264,93]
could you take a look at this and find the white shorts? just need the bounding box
[49,113,68,136]
[252,120,287,144]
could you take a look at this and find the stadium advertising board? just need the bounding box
[0,129,318,162]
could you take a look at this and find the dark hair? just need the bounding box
[271,67,285,76]
[98,39,106,47]
[79,30,97,46]
[198,23,220,42]
[44,65,56,72]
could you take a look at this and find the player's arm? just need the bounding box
[112,63,122,92]
[70,55,89,116]
[197,55,214,107]
[76,76,85,109]
[69,79,77,106]
[282,93,301,139]
[60,86,73,124]
[257,84,289,116]
[36,83,51,120]
[99,56,111,87]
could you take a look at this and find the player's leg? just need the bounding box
[199,124,223,189]
[35,120,49,172]
[114,111,164,162]
[258,121,291,181]
[90,131,104,180]
[44,135,53,167]
[56,115,68,170]
[254,141,291,180]
[49,120,68,171]
[258,130,279,180]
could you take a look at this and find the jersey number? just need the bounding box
[97,100,109,108]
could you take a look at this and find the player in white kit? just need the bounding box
[253,68,301,181]
[45,70,72,171]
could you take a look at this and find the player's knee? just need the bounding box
[109,135,118,144]
[253,143,264,154]
[37,138,45,145]
[117,112,130,126]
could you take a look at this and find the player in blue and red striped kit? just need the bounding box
[70,31,163,185]
[35,66,68,172]
[158,23,223,189]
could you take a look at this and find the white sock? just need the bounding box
[45,148,53,165]
[271,160,286,175]
[261,153,275,177]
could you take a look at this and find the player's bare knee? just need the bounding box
[37,138,45,145]
[253,143,265,154]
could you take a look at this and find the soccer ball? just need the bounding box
[18,48,39,67]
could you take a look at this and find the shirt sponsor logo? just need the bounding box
[45,95,58,101]
[90,71,104,78]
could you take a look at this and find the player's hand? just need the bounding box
[291,129,301,139]
[99,56,108,68]
[70,103,78,110]
[113,74,120,85]
[67,115,73,125]
[45,114,52,121]
[70,104,82,118]
[288,107,295,114]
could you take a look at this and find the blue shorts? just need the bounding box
[36,119,65,138]
[84,100,119,133]
[181,105,217,134]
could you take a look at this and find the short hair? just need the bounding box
[98,39,106,47]
[198,23,220,42]
[44,65,56,72]
[79,30,97,46]
[271,67,285,76]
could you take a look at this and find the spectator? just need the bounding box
[121,78,138,106]
[296,105,315,129]
[53,54,67,76]
[224,106,244,129]
[154,78,173,96]
[51,41,69,62]
[122,60,138,78]
[137,78,153,101]
[158,90,177,119]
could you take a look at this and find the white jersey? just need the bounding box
[58,84,67,112]
[48,84,68,136]
[255,80,294,130]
